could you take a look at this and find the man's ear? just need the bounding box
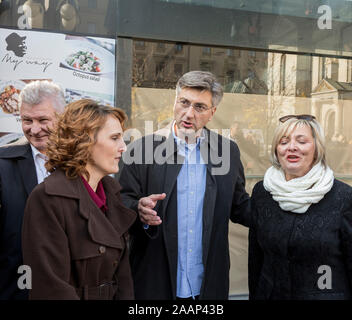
[209,106,217,121]
[173,96,177,112]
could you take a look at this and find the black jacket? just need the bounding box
[0,142,37,300]
[119,127,249,300]
[248,179,352,300]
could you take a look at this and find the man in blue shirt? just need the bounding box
[120,71,249,300]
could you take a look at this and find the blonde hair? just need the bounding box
[271,117,326,168]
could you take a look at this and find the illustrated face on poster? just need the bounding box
[0,28,116,145]
[5,32,27,57]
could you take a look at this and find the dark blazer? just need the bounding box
[248,179,352,300]
[119,127,250,300]
[22,169,137,300]
[0,142,37,300]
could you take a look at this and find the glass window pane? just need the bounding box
[132,39,352,181]
[131,40,352,297]
[0,0,117,37]
[118,0,352,57]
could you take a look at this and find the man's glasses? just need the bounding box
[279,114,316,123]
[176,98,213,113]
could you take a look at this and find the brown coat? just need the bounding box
[22,169,136,300]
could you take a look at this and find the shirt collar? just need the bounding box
[80,176,108,213]
[171,121,205,149]
[30,144,48,160]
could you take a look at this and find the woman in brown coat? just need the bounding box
[22,99,136,300]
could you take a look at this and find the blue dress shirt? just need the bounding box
[172,125,207,299]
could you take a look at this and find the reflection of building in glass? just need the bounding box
[0,0,111,34]
[132,41,268,92]
[268,53,352,174]
[269,54,352,143]
[132,41,352,175]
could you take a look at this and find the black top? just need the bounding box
[248,179,352,300]
[0,143,37,300]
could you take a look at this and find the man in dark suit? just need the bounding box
[119,71,250,300]
[0,80,65,299]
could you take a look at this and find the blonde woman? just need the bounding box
[247,115,352,300]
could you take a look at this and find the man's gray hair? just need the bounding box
[19,80,66,113]
[176,71,223,107]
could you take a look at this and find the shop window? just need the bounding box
[131,40,352,299]
[88,0,97,9]
[135,41,146,50]
[137,59,145,77]
[247,70,255,78]
[175,44,183,53]
[157,43,166,52]
[226,70,235,83]
[200,61,212,72]
[202,47,211,56]
[227,49,234,57]
[131,39,352,180]
[249,51,256,57]
[155,61,166,77]
[174,63,183,76]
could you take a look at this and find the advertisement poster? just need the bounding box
[0,27,116,146]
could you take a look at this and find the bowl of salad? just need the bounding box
[61,40,114,75]
[65,50,102,73]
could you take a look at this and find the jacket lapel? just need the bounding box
[201,165,217,269]
[80,198,124,250]
[157,133,183,297]
[78,178,130,249]
[17,144,38,195]
[45,170,135,249]
[103,178,137,238]
[200,129,218,270]
[160,134,184,218]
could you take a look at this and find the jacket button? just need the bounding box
[99,246,106,254]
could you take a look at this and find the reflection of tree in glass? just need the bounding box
[132,42,182,89]
[230,121,270,175]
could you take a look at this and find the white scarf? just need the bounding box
[263,162,334,214]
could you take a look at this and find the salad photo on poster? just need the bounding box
[59,35,115,78]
